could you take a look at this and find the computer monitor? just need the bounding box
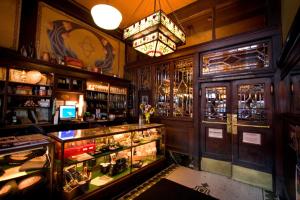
[59,105,76,120]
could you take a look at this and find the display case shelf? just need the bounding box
[0,134,53,199]
[0,167,48,183]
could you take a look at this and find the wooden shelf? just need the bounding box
[7,94,52,98]
[86,90,108,93]
[55,89,84,94]
[8,81,53,87]
[7,106,50,109]
[86,99,108,102]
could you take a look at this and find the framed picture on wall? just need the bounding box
[138,89,151,106]
[36,2,125,77]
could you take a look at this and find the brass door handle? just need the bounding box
[202,120,227,125]
[232,124,270,129]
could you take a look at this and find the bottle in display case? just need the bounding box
[48,124,165,200]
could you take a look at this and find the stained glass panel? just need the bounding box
[237,84,266,122]
[173,59,193,117]
[155,63,170,117]
[204,87,227,120]
[202,42,269,75]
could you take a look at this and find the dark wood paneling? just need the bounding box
[159,119,194,156]
[278,8,300,79]
[291,75,300,114]
[19,0,39,50]
[234,127,273,172]
[203,125,231,160]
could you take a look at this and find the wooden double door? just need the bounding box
[200,77,273,189]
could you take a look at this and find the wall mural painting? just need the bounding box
[36,2,125,77]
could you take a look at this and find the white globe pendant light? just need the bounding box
[91,4,122,30]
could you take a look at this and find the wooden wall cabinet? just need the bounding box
[55,76,85,93]
[0,65,54,127]
[0,49,130,130]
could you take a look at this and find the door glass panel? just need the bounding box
[205,87,227,120]
[155,63,170,117]
[202,42,269,75]
[237,84,266,122]
[173,59,193,118]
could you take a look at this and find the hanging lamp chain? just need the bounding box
[165,0,185,33]
[125,0,145,28]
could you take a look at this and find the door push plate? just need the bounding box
[232,114,237,135]
[226,114,232,134]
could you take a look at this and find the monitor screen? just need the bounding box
[58,130,75,139]
[59,105,76,120]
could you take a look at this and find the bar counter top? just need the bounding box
[48,123,164,142]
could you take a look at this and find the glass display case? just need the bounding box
[48,124,165,200]
[0,67,5,124]
[0,134,53,200]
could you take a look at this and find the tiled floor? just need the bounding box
[119,165,279,200]
[166,166,278,200]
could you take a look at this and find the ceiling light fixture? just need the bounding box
[123,0,186,57]
[91,4,122,30]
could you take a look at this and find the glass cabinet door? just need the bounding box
[173,59,193,118]
[155,63,171,117]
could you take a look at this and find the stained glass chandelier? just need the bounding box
[123,0,186,57]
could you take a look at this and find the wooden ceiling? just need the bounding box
[73,0,197,29]
[71,0,268,50]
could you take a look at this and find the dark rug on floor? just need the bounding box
[134,178,218,200]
